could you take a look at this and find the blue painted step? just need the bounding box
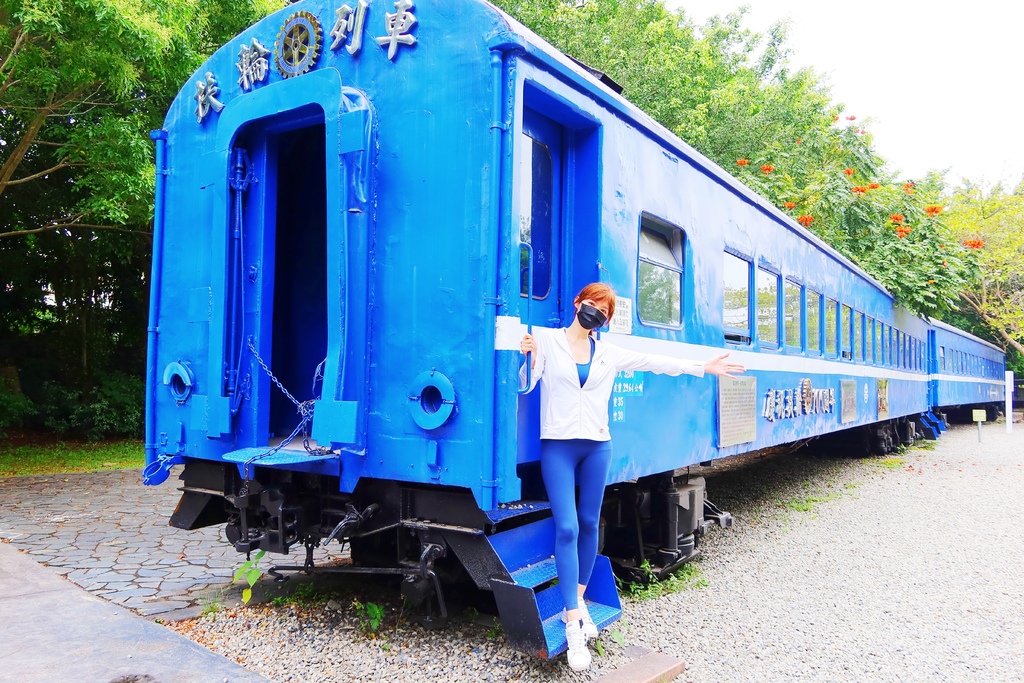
[487,511,622,659]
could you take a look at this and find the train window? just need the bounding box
[825,298,838,356]
[939,346,945,371]
[784,279,802,349]
[870,318,879,364]
[854,311,864,361]
[840,304,853,359]
[756,268,780,348]
[723,251,751,343]
[519,133,554,300]
[807,290,822,354]
[637,217,683,327]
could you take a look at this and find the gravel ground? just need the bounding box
[166,421,1024,682]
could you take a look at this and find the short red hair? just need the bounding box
[574,282,616,322]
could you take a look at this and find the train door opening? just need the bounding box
[515,97,601,474]
[268,122,328,442]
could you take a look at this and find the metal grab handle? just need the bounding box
[518,242,534,395]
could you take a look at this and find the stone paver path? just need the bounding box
[0,468,327,616]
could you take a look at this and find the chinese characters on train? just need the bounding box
[196,0,419,124]
[611,370,645,423]
[762,378,835,422]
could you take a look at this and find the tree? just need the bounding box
[0,0,281,435]
[492,0,974,318]
[943,181,1024,356]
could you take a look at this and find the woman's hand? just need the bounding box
[520,334,537,369]
[704,352,745,378]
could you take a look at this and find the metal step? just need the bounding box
[540,594,622,657]
[510,556,557,589]
[220,447,340,467]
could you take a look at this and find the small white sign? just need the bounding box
[609,296,632,335]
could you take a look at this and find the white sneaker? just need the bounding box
[564,619,592,672]
[561,603,599,640]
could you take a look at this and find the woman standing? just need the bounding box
[519,282,744,671]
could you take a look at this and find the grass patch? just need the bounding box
[911,440,937,451]
[780,490,843,512]
[0,439,144,477]
[874,457,905,470]
[621,561,708,601]
[268,581,335,609]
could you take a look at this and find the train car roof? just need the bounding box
[930,319,1005,354]
[493,3,893,299]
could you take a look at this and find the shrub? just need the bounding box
[37,373,145,440]
[0,384,35,437]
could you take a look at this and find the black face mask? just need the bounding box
[576,304,607,330]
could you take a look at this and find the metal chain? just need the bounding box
[240,338,332,481]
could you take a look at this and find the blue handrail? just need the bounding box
[518,242,534,395]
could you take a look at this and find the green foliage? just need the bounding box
[351,598,385,633]
[620,559,708,601]
[234,549,267,605]
[0,0,283,432]
[0,383,34,436]
[942,180,1024,357]
[490,0,976,318]
[35,373,144,439]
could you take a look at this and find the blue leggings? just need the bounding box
[540,438,613,611]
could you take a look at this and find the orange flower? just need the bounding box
[942,261,948,268]
[938,244,945,249]
[796,138,802,143]
[903,182,915,194]
[760,164,775,174]
[851,186,867,195]
[797,214,815,227]
[833,115,840,122]
[927,279,935,284]
[963,239,985,249]
[895,225,912,238]
[783,201,796,209]
[889,214,905,224]
[868,182,881,189]
[844,168,855,176]
[737,158,749,166]
[925,204,943,217]
[847,115,857,121]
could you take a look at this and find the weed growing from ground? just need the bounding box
[620,560,708,601]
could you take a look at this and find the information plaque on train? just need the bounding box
[840,379,858,423]
[718,376,757,447]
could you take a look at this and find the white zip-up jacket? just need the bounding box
[519,327,706,441]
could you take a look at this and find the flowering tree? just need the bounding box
[942,181,1024,356]
[491,0,977,318]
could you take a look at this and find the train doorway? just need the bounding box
[228,116,329,443]
[268,122,328,441]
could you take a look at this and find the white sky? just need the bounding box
[662,0,1024,188]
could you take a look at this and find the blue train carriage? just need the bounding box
[929,320,1005,422]
[141,0,997,658]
